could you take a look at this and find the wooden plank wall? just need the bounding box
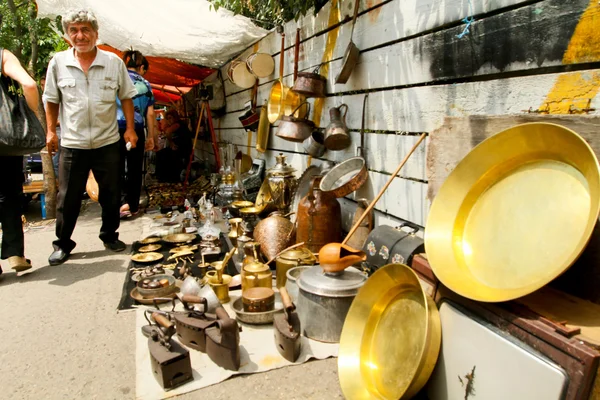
[197,0,600,231]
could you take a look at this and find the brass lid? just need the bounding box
[243,261,270,273]
[267,153,296,177]
[243,287,275,302]
[279,246,316,264]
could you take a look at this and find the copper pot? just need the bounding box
[253,212,295,262]
[296,176,342,253]
[292,67,327,98]
[276,102,315,143]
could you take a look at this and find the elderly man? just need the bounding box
[43,10,138,265]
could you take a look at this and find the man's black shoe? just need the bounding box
[49,249,70,265]
[104,240,127,252]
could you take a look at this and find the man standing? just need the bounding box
[43,10,138,265]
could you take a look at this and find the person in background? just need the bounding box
[0,48,40,275]
[116,50,156,219]
[155,109,192,182]
[43,10,138,265]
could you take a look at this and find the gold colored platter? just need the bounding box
[163,233,196,244]
[338,264,441,400]
[131,252,164,263]
[130,286,180,305]
[139,237,161,244]
[425,123,600,302]
[138,244,162,253]
[169,245,198,254]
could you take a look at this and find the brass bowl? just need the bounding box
[139,237,161,244]
[425,123,600,302]
[267,80,308,124]
[338,264,441,399]
[163,233,196,244]
[231,201,254,209]
[139,244,162,253]
[131,252,164,263]
[239,206,262,216]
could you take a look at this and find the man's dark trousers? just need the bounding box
[54,141,121,253]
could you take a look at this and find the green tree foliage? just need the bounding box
[209,0,329,29]
[0,0,67,79]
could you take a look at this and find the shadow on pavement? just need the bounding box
[0,257,127,287]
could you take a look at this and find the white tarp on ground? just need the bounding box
[37,0,268,68]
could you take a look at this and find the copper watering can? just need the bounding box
[324,104,350,151]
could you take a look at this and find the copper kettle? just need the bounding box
[295,176,342,253]
[324,104,350,151]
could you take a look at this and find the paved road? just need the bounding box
[0,202,343,399]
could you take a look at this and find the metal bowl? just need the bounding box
[231,292,284,324]
[163,233,196,244]
[319,156,368,198]
[136,274,177,298]
[425,123,600,302]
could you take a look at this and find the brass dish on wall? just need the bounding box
[425,123,600,302]
[338,264,441,399]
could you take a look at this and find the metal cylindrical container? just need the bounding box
[276,246,316,288]
[242,287,275,312]
[285,265,311,302]
[296,265,366,343]
[296,176,342,253]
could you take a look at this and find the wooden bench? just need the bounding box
[22,180,48,218]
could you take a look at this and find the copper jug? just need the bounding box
[324,104,350,151]
[296,176,342,253]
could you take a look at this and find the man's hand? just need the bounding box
[47,131,59,153]
[145,136,154,152]
[123,128,138,149]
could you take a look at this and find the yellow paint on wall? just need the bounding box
[312,0,342,127]
[543,1,600,114]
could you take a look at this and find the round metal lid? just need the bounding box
[279,246,315,263]
[297,265,366,297]
[267,153,296,177]
[243,260,270,273]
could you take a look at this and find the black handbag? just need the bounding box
[238,81,261,132]
[0,48,46,156]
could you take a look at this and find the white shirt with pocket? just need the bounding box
[43,48,137,150]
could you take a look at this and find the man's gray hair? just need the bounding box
[62,10,99,32]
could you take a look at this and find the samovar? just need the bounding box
[266,153,297,214]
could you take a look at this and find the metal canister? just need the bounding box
[275,246,316,288]
[296,176,342,253]
[242,260,272,291]
[266,153,297,214]
[242,287,275,312]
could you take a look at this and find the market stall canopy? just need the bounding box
[98,45,212,88]
[36,0,268,68]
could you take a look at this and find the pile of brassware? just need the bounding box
[133,120,600,398]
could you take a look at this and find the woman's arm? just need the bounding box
[2,49,40,116]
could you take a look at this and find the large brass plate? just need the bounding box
[425,123,600,302]
[138,244,162,253]
[162,233,196,244]
[338,264,441,399]
[139,237,161,244]
[131,252,164,263]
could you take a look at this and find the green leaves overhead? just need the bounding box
[209,0,329,30]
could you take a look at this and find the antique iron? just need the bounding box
[172,295,217,352]
[146,311,193,391]
[205,307,241,371]
[274,287,301,362]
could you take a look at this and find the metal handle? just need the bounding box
[294,28,300,81]
[279,33,285,78]
[339,103,349,120]
[215,306,230,321]
[288,101,311,118]
[349,0,360,40]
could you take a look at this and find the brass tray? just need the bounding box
[131,252,164,263]
[130,286,179,305]
[338,264,441,399]
[139,237,161,244]
[163,233,196,244]
[138,244,162,253]
[425,123,600,302]
[231,292,284,325]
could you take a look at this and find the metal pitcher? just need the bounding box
[324,104,350,151]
